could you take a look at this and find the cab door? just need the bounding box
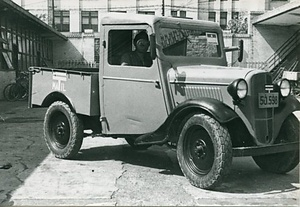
[99,25,167,135]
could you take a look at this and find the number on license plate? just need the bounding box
[258,92,279,108]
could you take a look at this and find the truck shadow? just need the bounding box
[76,143,299,194]
[214,157,299,194]
[77,144,183,176]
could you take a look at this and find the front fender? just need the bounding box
[135,98,238,145]
[166,98,238,142]
[273,95,300,138]
[172,98,238,123]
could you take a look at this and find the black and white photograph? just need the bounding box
[0,0,299,206]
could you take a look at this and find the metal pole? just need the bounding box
[52,0,55,28]
[162,0,165,16]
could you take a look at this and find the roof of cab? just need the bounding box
[100,13,220,29]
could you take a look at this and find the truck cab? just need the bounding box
[29,13,300,190]
[99,14,228,136]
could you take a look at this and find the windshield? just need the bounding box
[158,26,221,58]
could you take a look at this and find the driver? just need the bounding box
[121,31,152,67]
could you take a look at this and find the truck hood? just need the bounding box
[168,65,263,84]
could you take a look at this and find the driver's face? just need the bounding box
[136,39,150,53]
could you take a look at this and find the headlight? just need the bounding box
[277,79,291,97]
[227,79,248,102]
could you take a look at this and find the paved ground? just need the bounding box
[0,100,299,206]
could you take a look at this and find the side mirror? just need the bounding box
[224,39,244,62]
[238,39,244,62]
[150,34,156,60]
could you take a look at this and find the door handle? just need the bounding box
[155,80,161,89]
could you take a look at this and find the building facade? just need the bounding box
[11,0,298,68]
[0,0,66,100]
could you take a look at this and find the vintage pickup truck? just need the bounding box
[29,13,299,189]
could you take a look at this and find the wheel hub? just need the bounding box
[195,139,207,159]
[56,122,65,137]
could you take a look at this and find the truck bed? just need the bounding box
[30,67,100,116]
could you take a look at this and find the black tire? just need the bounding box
[177,113,232,189]
[44,101,83,159]
[18,78,29,100]
[125,137,152,150]
[253,114,299,174]
[3,83,18,101]
[17,83,28,101]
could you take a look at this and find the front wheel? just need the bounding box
[253,114,299,173]
[44,101,83,159]
[177,113,232,189]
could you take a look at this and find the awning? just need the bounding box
[253,1,300,26]
[0,0,67,41]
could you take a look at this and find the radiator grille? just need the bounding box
[250,73,274,144]
[185,86,223,101]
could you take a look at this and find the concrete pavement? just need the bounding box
[0,100,124,206]
[0,100,299,206]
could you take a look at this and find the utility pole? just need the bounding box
[162,0,165,16]
[52,0,55,28]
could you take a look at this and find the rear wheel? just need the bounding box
[44,101,83,159]
[253,114,299,173]
[177,113,232,189]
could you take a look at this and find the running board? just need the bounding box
[233,141,299,157]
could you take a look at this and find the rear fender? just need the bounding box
[42,92,76,112]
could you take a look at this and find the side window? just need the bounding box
[108,30,132,65]
[108,30,152,67]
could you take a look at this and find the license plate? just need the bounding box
[258,92,279,108]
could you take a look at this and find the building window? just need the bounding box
[171,10,177,17]
[171,10,186,18]
[110,10,127,13]
[220,12,227,30]
[180,11,186,18]
[232,12,239,19]
[1,23,52,71]
[208,12,216,22]
[94,38,100,64]
[1,51,14,70]
[138,11,155,15]
[54,11,70,32]
[82,11,98,32]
